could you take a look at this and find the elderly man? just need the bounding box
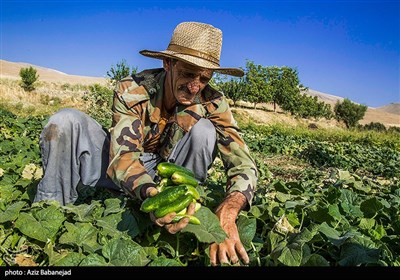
[34,21,258,266]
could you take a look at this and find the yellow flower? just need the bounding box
[21,163,42,180]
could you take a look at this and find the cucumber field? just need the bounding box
[0,85,399,267]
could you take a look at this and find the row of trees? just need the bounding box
[18,60,369,129]
[212,60,333,120]
[211,60,368,128]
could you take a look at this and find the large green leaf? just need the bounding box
[58,222,100,253]
[339,189,363,218]
[102,238,150,266]
[181,207,227,244]
[237,215,257,249]
[103,197,126,216]
[54,252,85,266]
[44,241,85,266]
[318,222,354,247]
[80,254,108,266]
[62,200,104,222]
[14,205,65,242]
[277,242,303,266]
[338,242,380,266]
[0,201,26,223]
[148,256,183,266]
[96,209,139,239]
[360,197,384,218]
[303,254,330,266]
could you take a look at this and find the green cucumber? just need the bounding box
[176,201,202,215]
[171,171,198,187]
[157,177,174,192]
[157,162,195,178]
[154,194,194,218]
[172,214,201,225]
[140,185,188,213]
[186,185,200,200]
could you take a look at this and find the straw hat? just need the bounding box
[139,21,244,77]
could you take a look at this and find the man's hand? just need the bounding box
[144,186,196,234]
[209,191,249,266]
[150,202,196,234]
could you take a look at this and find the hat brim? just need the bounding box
[140,49,244,77]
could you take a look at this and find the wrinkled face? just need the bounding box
[164,59,213,106]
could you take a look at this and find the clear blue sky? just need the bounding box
[1,0,399,108]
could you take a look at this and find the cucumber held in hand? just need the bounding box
[140,185,188,213]
[157,177,174,192]
[157,162,195,178]
[154,194,194,218]
[172,214,201,225]
[171,171,198,187]
[176,201,202,215]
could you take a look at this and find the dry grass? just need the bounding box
[1,59,398,128]
[232,107,346,131]
[0,78,92,117]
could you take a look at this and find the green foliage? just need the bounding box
[19,66,39,92]
[388,126,400,134]
[296,93,333,120]
[243,60,272,107]
[334,98,368,128]
[212,61,332,120]
[270,66,302,114]
[210,73,245,105]
[106,59,138,85]
[360,122,387,132]
[1,108,399,267]
[82,84,113,128]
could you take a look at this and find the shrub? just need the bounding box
[106,59,138,85]
[361,122,386,132]
[82,84,113,128]
[19,66,39,91]
[334,98,367,128]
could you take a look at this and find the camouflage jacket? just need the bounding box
[107,68,258,206]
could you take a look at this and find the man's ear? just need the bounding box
[163,58,171,71]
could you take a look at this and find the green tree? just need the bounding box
[19,66,39,92]
[273,67,304,114]
[296,92,333,120]
[211,73,245,106]
[334,98,368,128]
[243,60,272,108]
[107,59,138,85]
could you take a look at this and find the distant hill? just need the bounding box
[0,59,107,85]
[375,103,400,115]
[303,88,344,108]
[1,59,398,127]
[302,88,399,127]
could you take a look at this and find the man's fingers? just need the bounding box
[209,241,249,266]
[185,202,196,215]
[236,243,250,265]
[227,249,239,265]
[218,244,229,265]
[164,223,180,234]
[152,212,175,227]
[209,243,218,266]
[146,187,158,197]
[165,215,190,234]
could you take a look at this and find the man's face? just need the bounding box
[165,59,213,106]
